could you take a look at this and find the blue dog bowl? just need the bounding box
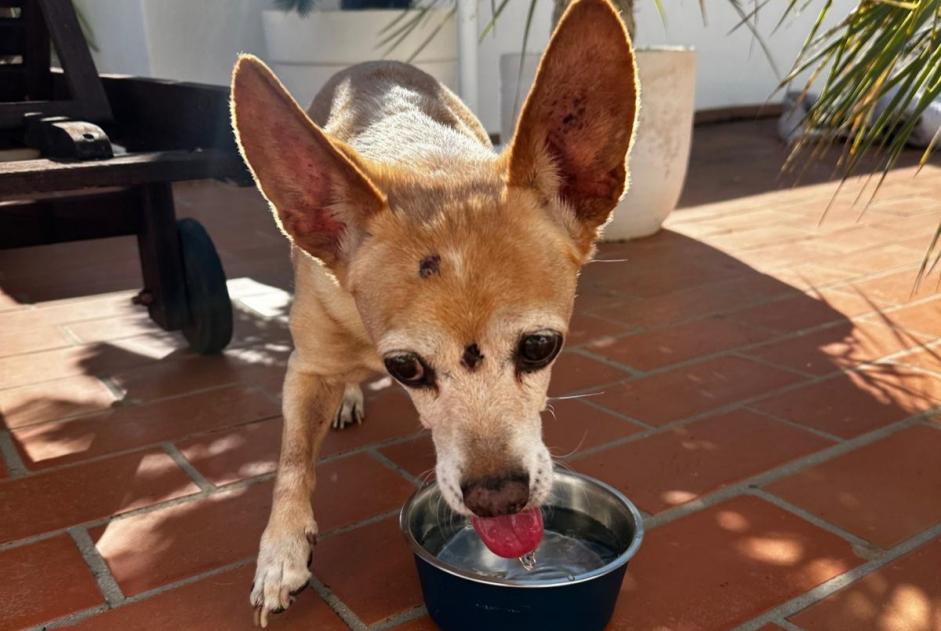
[400,470,644,631]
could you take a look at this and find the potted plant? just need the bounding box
[497,0,695,241]
[263,0,459,109]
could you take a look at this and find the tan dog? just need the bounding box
[230,0,637,624]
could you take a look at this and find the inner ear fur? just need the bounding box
[230,54,385,268]
[508,0,639,242]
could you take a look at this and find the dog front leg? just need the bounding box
[250,357,342,627]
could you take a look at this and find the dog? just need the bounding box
[230,0,637,624]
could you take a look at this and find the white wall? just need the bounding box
[75,0,271,84]
[472,0,857,129]
[74,0,856,133]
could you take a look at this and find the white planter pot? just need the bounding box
[500,48,696,241]
[262,8,458,109]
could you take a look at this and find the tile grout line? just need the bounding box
[0,429,28,478]
[38,558,255,630]
[772,619,806,631]
[563,396,655,430]
[642,408,938,532]
[0,443,425,555]
[4,380,281,434]
[161,442,216,492]
[745,489,882,559]
[367,448,423,488]
[742,406,846,443]
[369,605,428,630]
[0,411,283,479]
[566,346,645,378]
[569,280,941,384]
[732,521,941,631]
[68,526,125,607]
[308,576,369,631]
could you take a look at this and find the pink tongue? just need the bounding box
[471,507,544,558]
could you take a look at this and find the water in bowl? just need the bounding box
[433,507,622,583]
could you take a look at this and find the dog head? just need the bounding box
[231,0,637,518]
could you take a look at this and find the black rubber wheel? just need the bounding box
[177,218,233,354]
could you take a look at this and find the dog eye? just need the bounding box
[384,352,435,388]
[517,330,563,371]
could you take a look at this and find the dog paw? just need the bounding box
[250,525,317,627]
[332,383,364,430]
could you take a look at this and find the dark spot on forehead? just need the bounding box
[419,254,440,278]
[462,343,483,371]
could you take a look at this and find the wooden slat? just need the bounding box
[136,183,188,331]
[0,187,138,248]
[22,0,51,100]
[99,75,238,153]
[0,149,247,198]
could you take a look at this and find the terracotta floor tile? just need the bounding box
[611,496,861,630]
[13,385,279,469]
[594,356,803,426]
[312,453,416,532]
[745,322,926,376]
[566,310,632,349]
[0,340,174,390]
[596,273,796,329]
[177,419,283,486]
[388,616,440,630]
[819,243,923,275]
[321,388,423,458]
[547,352,632,395]
[62,564,346,631]
[894,346,941,374]
[598,316,775,370]
[0,374,117,429]
[730,290,873,334]
[109,351,289,403]
[0,323,73,357]
[790,537,941,631]
[851,270,940,306]
[313,517,423,625]
[0,535,102,629]
[93,454,411,596]
[542,398,642,456]
[92,483,271,596]
[379,433,436,480]
[0,291,139,328]
[766,426,941,547]
[0,449,198,544]
[881,296,941,337]
[750,368,941,438]
[573,409,830,514]
[66,313,162,344]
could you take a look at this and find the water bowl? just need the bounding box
[399,470,644,631]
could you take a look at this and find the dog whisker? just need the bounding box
[547,391,605,401]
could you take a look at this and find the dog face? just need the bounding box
[231,0,637,518]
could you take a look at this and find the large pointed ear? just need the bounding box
[507,0,638,241]
[230,55,385,268]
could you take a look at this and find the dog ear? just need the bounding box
[507,0,638,246]
[231,55,385,269]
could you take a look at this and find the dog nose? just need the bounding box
[461,471,530,517]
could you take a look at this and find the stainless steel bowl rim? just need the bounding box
[399,470,645,589]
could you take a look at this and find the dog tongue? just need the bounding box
[471,507,544,558]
